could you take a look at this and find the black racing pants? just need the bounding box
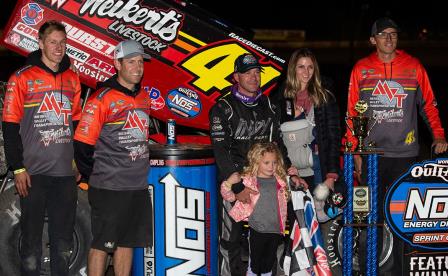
[218,197,245,276]
[19,174,77,276]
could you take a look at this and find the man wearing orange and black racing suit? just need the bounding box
[346,17,448,274]
[2,20,82,275]
[74,39,152,276]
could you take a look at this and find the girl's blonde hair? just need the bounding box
[283,48,329,106]
[242,142,287,182]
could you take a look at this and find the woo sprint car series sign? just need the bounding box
[1,0,285,130]
[385,158,448,250]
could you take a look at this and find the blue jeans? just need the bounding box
[313,153,322,184]
[19,174,77,276]
[301,154,322,192]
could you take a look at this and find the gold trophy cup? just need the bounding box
[345,100,377,152]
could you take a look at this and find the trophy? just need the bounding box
[343,101,382,275]
[345,100,377,152]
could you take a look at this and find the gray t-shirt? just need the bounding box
[249,177,281,233]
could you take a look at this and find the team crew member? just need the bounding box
[74,39,152,276]
[346,17,448,274]
[2,20,82,275]
[209,53,302,276]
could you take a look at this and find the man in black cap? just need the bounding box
[346,17,447,274]
[209,53,302,275]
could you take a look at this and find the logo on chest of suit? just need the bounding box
[122,110,149,139]
[234,118,272,140]
[372,80,407,108]
[37,92,72,126]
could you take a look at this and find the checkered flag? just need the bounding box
[283,188,332,276]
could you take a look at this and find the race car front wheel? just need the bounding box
[0,177,91,276]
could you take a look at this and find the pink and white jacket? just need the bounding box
[221,175,288,234]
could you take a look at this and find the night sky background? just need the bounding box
[192,0,448,41]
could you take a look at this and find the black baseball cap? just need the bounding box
[234,53,263,73]
[371,17,400,36]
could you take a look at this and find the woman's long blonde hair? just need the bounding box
[242,142,287,183]
[284,48,329,106]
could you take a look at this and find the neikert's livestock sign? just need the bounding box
[385,158,448,250]
[1,0,284,131]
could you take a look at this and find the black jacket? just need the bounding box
[209,92,291,185]
[271,84,342,180]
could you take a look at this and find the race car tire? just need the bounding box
[0,178,91,276]
[0,177,20,276]
[321,218,394,274]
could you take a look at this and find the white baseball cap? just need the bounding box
[114,40,151,60]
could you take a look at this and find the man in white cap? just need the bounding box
[74,40,152,276]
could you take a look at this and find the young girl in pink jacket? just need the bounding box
[221,142,289,276]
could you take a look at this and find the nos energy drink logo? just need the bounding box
[385,158,448,250]
[166,87,201,118]
[159,173,206,275]
[143,156,217,276]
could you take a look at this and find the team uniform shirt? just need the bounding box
[346,50,445,157]
[2,52,81,176]
[74,77,151,190]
